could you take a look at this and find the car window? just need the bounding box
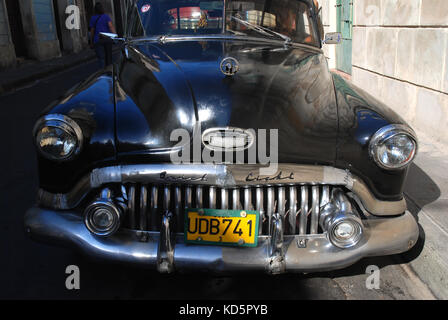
[134,0,224,36]
[226,0,317,45]
[133,0,318,46]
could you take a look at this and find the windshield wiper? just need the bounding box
[231,15,292,45]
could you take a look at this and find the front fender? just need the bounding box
[333,73,410,201]
[36,67,117,193]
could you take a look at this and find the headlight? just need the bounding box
[369,124,417,170]
[33,114,83,161]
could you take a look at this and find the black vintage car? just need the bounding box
[25,0,419,274]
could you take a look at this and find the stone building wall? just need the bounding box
[0,0,121,68]
[0,0,16,68]
[18,0,61,61]
[320,0,337,70]
[319,0,448,145]
[351,0,448,145]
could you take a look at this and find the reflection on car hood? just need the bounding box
[115,40,338,164]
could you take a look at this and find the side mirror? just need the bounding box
[99,32,125,43]
[323,32,342,45]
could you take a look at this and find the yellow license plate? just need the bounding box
[185,209,259,247]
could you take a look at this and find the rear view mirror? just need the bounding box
[324,32,342,44]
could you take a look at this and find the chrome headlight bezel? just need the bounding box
[33,114,83,161]
[369,124,418,170]
[84,200,122,237]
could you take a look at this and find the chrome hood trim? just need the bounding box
[37,164,406,216]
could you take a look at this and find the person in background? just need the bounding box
[89,2,116,68]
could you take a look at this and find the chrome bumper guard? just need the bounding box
[24,207,419,274]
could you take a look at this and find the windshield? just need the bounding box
[133,0,319,46]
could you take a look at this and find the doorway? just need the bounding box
[52,0,64,52]
[5,0,27,58]
[336,0,353,75]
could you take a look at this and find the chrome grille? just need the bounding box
[122,184,336,235]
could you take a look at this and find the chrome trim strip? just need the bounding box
[163,186,171,211]
[267,187,275,234]
[174,187,182,232]
[37,164,406,216]
[255,187,264,235]
[140,186,148,231]
[232,189,240,210]
[209,186,216,209]
[278,187,286,216]
[288,187,297,235]
[310,186,320,234]
[150,186,158,230]
[128,186,136,230]
[351,177,406,216]
[243,188,252,211]
[321,185,330,208]
[221,188,228,210]
[299,186,309,235]
[196,186,203,208]
[185,186,192,209]
[25,208,419,273]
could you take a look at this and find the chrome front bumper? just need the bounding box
[24,207,419,274]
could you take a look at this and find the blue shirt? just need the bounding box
[89,14,112,43]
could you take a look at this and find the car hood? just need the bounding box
[115,39,338,164]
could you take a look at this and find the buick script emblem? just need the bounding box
[220,57,239,76]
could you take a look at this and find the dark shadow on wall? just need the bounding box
[404,163,442,217]
[400,163,441,264]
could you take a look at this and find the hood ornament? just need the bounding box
[220,57,240,76]
[202,127,254,152]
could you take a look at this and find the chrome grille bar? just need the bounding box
[255,187,264,235]
[196,186,203,208]
[140,186,148,231]
[278,186,286,222]
[321,185,330,208]
[243,188,252,210]
[122,184,337,236]
[221,188,228,209]
[150,186,158,230]
[299,186,309,235]
[128,185,136,230]
[267,187,275,234]
[310,186,320,234]
[288,186,297,234]
[209,186,216,209]
[185,186,192,209]
[163,186,171,211]
[232,189,240,210]
[174,186,182,231]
